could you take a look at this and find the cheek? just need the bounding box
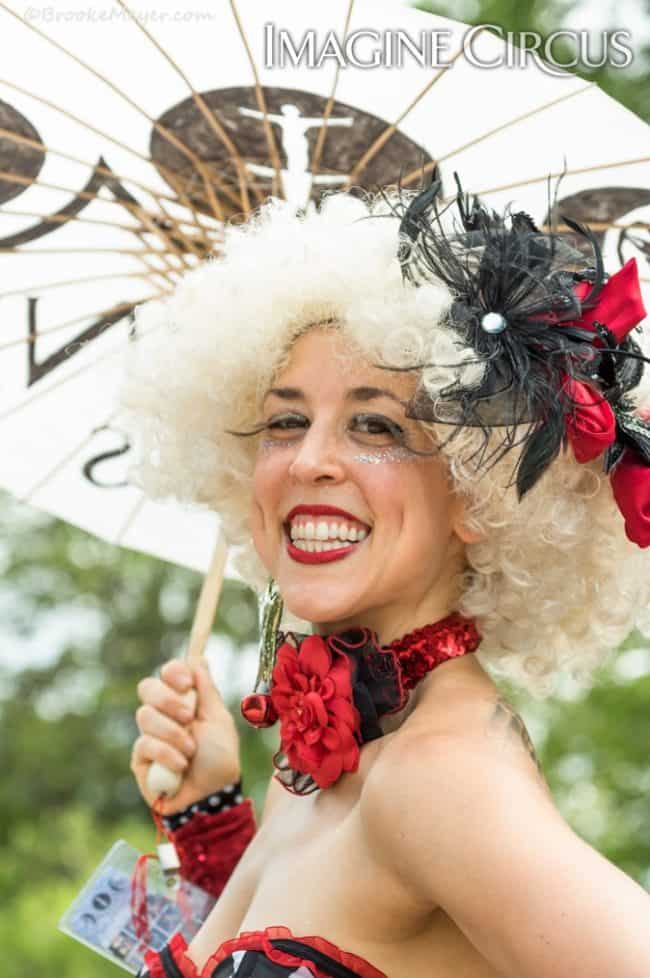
[250,450,288,533]
[351,462,419,534]
[354,456,441,503]
[359,462,454,545]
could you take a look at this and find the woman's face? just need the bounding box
[249,328,475,641]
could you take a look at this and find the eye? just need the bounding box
[265,412,309,439]
[352,413,405,444]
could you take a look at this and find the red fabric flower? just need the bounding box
[610,449,650,548]
[270,635,361,789]
[562,374,616,463]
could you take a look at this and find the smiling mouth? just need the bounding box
[284,531,370,564]
[283,508,372,564]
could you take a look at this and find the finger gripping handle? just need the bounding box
[145,688,197,800]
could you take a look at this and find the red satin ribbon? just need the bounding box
[130,794,167,945]
[568,258,646,344]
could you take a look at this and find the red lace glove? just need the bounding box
[168,798,257,898]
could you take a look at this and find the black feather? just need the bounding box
[514,411,565,499]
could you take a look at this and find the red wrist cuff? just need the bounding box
[168,799,257,898]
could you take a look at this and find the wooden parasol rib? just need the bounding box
[310,0,355,179]
[441,156,650,202]
[18,409,119,504]
[115,0,256,216]
[400,83,596,188]
[0,76,218,250]
[0,312,170,425]
[0,3,228,223]
[229,0,284,201]
[342,27,485,190]
[0,302,141,352]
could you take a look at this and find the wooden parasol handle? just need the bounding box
[145,534,228,799]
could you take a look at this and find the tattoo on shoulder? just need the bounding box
[488,696,546,781]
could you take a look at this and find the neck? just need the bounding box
[312,549,468,646]
[313,591,462,647]
[380,651,485,734]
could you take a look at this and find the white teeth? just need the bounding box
[291,539,361,553]
[288,516,371,543]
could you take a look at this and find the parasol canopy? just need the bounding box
[0,0,648,576]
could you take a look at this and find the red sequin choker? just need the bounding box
[241,612,482,794]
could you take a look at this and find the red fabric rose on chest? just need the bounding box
[270,635,361,789]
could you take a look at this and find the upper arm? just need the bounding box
[365,733,650,978]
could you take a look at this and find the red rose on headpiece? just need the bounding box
[562,374,616,463]
[270,635,361,789]
[610,449,650,548]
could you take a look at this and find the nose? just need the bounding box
[287,422,346,485]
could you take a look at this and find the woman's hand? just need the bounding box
[131,659,241,815]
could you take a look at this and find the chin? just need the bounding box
[279,581,362,630]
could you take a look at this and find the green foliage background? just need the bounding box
[1,3,649,975]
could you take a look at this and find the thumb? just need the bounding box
[191,659,226,720]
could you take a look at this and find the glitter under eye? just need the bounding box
[258,437,299,452]
[351,446,423,464]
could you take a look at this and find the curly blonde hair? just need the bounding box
[118,191,650,698]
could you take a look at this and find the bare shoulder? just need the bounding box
[380,662,549,789]
[361,672,554,865]
[360,677,650,978]
[482,689,549,787]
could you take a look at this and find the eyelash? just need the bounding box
[227,411,408,445]
[266,412,405,439]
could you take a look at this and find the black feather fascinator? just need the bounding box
[389,174,650,507]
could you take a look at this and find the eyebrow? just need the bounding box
[263,385,404,404]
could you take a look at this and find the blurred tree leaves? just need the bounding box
[539,649,650,883]
[0,493,266,887]
[0,807,153,978]
[416,0,650,120]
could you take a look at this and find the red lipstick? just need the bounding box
[284,505,371,565]
[286,539,360,565]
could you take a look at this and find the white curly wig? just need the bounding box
[118,190,650,698]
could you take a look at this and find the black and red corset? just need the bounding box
[141,927,386,978]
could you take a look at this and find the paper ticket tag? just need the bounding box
[59,839,215,974]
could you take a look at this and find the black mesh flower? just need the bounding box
[387,174,650,499]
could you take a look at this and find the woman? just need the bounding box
[123,183,650,978]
